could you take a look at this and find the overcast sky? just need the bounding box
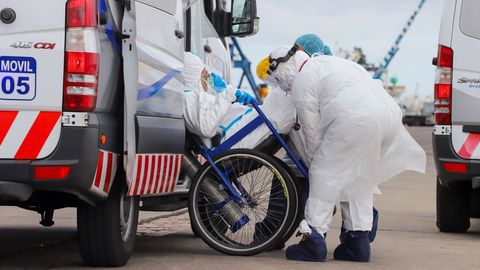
[234,0,447,98]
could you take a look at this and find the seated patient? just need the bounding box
[182,52,295,149]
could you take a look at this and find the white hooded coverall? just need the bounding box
[182,52,295,148]
[270,48,426,234]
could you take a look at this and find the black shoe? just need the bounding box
[369,207,379,243]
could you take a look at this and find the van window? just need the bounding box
[460,0,480,40]
[204,0,217,24]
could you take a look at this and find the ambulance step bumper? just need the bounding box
[0,182,33,202]
[0,123,101,204]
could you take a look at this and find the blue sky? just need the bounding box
[233,0,447,98]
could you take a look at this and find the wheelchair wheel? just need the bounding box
[188,149,297,256]
[272,156,305,248]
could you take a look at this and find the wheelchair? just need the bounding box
[185,101,309,256]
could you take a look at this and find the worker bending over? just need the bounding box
[257,45,426,262]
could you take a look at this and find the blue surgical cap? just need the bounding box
[322,45,333,56]
[295,34,333,56]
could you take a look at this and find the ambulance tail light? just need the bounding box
[63,0,100,112]
[34,166,71,180]
[442,162,467,174]
[434,45,453,125]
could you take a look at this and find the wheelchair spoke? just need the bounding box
[193,152,294,252]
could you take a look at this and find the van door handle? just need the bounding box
[175,30,185,39]
[204,44,212,53]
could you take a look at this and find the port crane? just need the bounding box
[373,0,427,79]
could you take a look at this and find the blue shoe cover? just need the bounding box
[286,229,327,262]
[369,207,379,243]
[340,207,379,244]
[334,231,371,262]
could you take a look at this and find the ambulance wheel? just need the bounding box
[189,149,297,256]
[436,178,470,233]
[77,172,139,267]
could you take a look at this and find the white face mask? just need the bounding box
[275,77,291,93]
[268,74,291,93]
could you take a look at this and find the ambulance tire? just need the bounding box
[77,172,139,267]
[436,178,470,233]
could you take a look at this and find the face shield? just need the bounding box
[256,46,298,93]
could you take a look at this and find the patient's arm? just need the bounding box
[183,83,239,138]
[196,89,236,138]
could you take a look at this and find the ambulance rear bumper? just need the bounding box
[0,119,101,204]
[433,133,480,187]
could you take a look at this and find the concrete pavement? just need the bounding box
[0,127,479,270]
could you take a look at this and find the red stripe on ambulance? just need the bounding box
[458,133,480,159]
[0,111,18,146]
[155,155,165,194]
[0,111,61,160]
[170,155,183,192]
[102,153,114,193]
[132,155,143,195]
[91,150,119,196]
[159,155,170,193]
[128,154,183,196]
[14,112,61,159]
[94,151,105,188]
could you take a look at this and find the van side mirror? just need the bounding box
[216,0,259,37]
[229,0,259,36]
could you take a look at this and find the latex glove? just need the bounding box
[211,72,227,93]
[297,220,312,236]
[235,90,256,105]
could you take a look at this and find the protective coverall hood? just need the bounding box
[183,52,205,88]
[269,47,309,92]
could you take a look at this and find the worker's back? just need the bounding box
[294,56,400,121]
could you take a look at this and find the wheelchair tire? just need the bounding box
[188,149,297,256]
[272,156,304,248]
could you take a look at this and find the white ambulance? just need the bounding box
[433,0,480,233]
[0,0,258,266]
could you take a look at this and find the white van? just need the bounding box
[0,0,258,266]
[433,0,480,233]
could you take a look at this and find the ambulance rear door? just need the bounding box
[122,0,186,196]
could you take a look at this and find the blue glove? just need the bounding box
[235,90,256,105]
[211,72,227,93]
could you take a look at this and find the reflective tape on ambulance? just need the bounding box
[452,125,480,159]
[128,154,184,196]
[90,150,120,197]
[0,111,61,159]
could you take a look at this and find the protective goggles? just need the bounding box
[256,46,297,81]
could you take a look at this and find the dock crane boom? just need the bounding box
[229,37,261,98]
[373,0,427,79]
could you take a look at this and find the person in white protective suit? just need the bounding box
[293,33,380,245]
[182,52,295,149]
[257,46,426,262]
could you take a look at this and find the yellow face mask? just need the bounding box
[256,56,271,82]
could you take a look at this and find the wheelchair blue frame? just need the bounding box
[196,100,309,206]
